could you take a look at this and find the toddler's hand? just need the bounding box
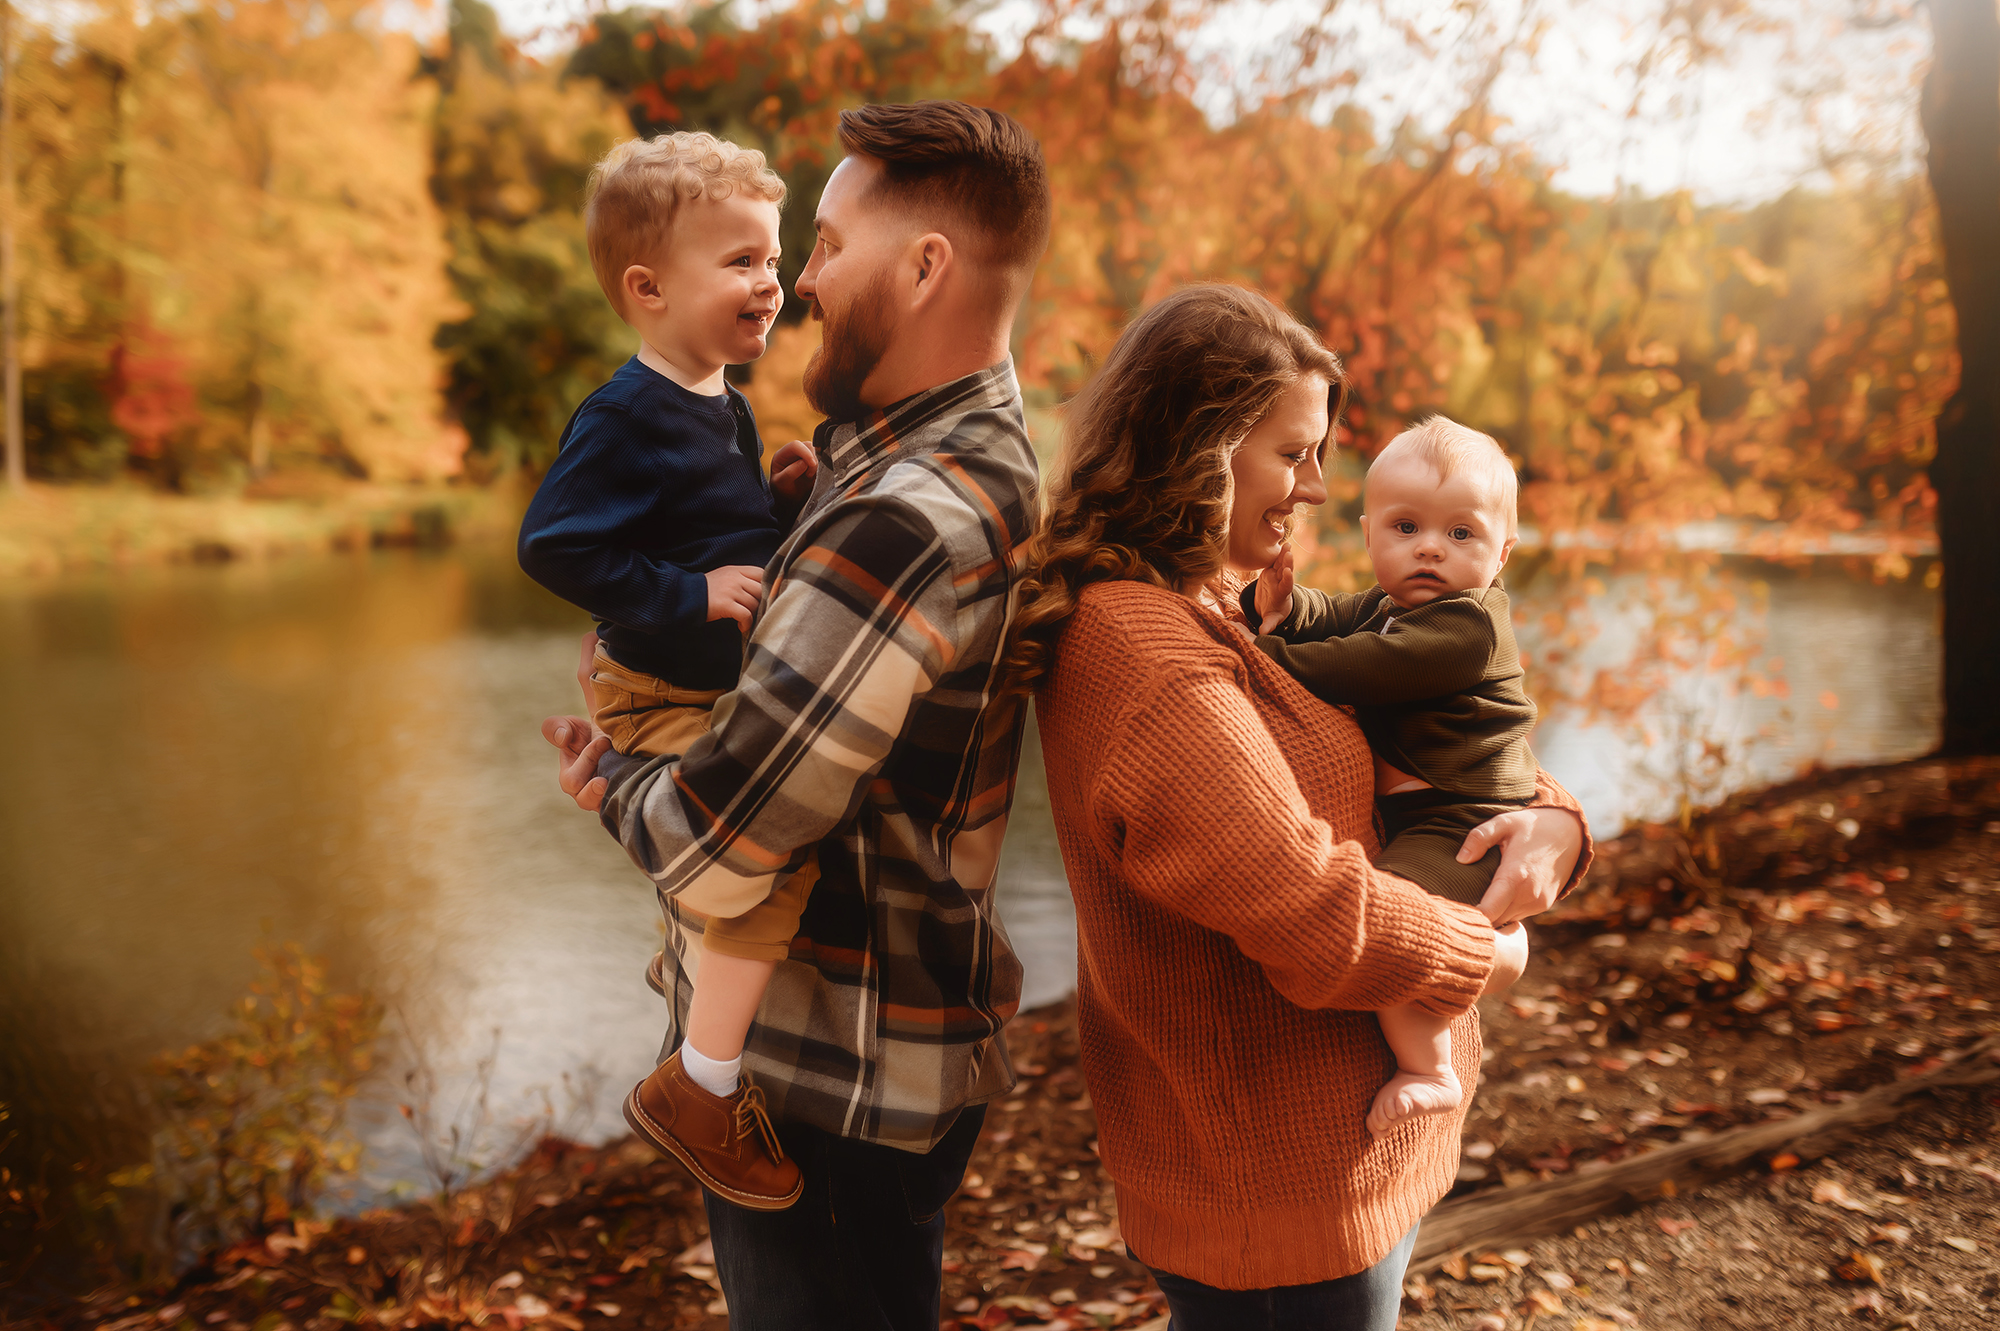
[1254,546,1297,634]
[770,440,819,513]
[706,565,764,631]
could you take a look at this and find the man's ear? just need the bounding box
[622,263,666,315]
[905,233,955,311]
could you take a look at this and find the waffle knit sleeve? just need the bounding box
[1085,655,1497,1019]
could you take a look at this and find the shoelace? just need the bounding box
[733,1083,786,1164]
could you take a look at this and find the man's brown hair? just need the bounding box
[835,101,1051,283]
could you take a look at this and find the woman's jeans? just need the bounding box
[1139,1224,1419,1330]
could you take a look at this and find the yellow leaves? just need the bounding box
[1811,1179,1877,1214]
[1833,1249,1885,1284]
[146,943,382,1248]
[1725,246,1789,294]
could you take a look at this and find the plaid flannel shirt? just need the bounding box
[595,360,1039,1152]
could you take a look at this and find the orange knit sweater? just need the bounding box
[1036,581,1591,1290]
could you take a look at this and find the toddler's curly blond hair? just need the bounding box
[584,132,787,319]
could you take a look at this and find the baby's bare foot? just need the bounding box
[1365,1069,1463,1138]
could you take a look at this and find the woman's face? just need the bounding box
[1226,375,1330,575]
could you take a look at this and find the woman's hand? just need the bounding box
[1482,922,1528,996]
[1459,806,1584,926]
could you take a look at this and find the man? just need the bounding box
[544,100,1051,1328]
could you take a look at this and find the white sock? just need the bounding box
[680,1041,742,1098]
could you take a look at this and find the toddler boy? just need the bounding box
[1245,416,1536,1137]
[518,132,816,1210]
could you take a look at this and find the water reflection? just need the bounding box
[0,545,1941,1235]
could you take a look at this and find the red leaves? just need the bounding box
[108,322,201,460]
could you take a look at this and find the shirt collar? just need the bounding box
[813,360,1020,483]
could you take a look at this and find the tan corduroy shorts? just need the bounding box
[588,645,817,961]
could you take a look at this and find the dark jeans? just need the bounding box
[702,1102,987,1331]
[1139,1224,1419,1331]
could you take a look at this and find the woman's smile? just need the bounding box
[1226,374,1331,576]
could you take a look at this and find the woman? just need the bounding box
[1002,284,1587,1327]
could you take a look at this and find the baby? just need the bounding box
[1245,416,1536,1137]
[518,133,817,1210]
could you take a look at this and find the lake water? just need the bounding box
[0,543,1939,1245]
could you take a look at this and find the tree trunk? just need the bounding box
[2,0,22,491]
[1923,0,2000,754]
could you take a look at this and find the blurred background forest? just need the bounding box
[0,0,1971,721]
[1,0,1954,511]
[5,0,1999,1313]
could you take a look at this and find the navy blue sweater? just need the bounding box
[518,358,785,690]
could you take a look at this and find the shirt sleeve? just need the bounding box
[1086,656,1496,1018]
[594,494,955,919]
[1252,595,1495,705]
[517,405,711,638]
[1236,582,1377,641]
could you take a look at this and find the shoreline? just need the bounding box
[17,753,1999,1328]
[0,480,533,580]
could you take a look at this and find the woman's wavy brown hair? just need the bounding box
[999,284,1346,695]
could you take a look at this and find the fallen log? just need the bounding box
[1413,1034,2000,1272]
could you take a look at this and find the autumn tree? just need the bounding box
[566,0,991,335]
[12,0,461,485]
[1921,0,2000,754]
[426,0,632,472]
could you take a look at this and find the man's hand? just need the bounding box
[1461,806,1585,926]
[770,440,819,521]
[543,630,612,810]
[1255,546,1297,635]
[706,565,764,631]
[544,714,612,812]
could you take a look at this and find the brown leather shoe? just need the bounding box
[645,950,666,997]
[622,1050,803,1211]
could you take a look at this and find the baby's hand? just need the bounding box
[706,565,764,632]
[770,440,818,516]
[1254,546,1297,634]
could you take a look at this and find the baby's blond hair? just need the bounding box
[1372,416,1519,536]
[584,132,787,320]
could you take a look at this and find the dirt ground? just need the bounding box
[22,756,2000,1331]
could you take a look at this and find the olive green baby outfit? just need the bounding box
[1245,581,1537,906]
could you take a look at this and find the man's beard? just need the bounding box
[803,271,895,424]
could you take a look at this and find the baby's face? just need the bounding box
[1362,454,1516,609]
